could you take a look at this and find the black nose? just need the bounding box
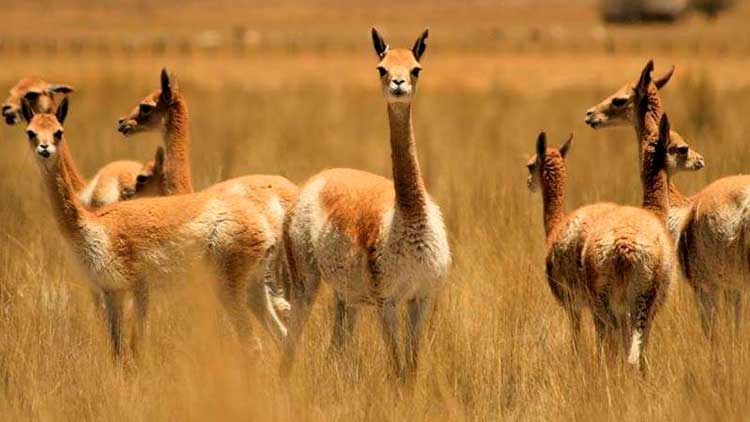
[40,144,48,150]
[392,79,405,86]
[586,110,593,116]
[2,106,13,116]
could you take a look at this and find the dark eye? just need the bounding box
[139,104,155,114]
[26,130,36,140]
[54,130,63,140]
[376,66,387,77]
[24,92,41,101]
[411,67,422,78]
[677,145,689,154]
[611,97,628,107]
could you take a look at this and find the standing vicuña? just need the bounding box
[21,98,287,360]
[3,77,163,208]
[528,63,675,369]
[280,27,451,382]
[586,62,747,338]
[117,69,298,311]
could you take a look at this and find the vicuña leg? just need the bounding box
[377,299,404,382]
[280,249,321,377]
[696,286,718,341]
[405,295,433,380]
[103,289,127,359]
[131,281,150,360]
[327,293,359,358]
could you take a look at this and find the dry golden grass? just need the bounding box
[1,1,750,421]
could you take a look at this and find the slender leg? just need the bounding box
[696,288,718,341]
[131,282,149,361]
[279,252,321,378]
[327,293,359,359]
[217,265,255,344]
[377,300,403,382]
[593,296,618,363]
[102,290,127,360]
[724,289,743,335]
[628,289,657,372]
[405,296,433,381]
[247,278,288,346]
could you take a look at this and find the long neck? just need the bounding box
[58,141,86,193]
[668,181,690,207]
[388,103,427,219]
[162,94,193,195]
[633,115,689,210]
[541,167,566,238]
[40,149,91,243]
[637,93,669,220]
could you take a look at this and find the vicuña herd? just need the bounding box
[3,27,746,381]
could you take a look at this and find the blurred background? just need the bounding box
[0,1,749,421]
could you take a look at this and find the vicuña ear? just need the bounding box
[56,97,69,125]
[559,133,573,158]
[20,98,35,123]
[160,68,173,103]
[412,28,429,61]
[659,113,671,145]
[536,132,547,162]
[654,65,674,90]
[371,27,389,59]
[636,60,654,98]
[49,84,75,95]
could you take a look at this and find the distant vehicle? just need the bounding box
[602,0,689,22]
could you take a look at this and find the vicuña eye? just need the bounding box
[54,130,63,140]
[677,146,689,154]
[377,66,387,77]
[411,68,422,77]
[611,97,628,107]
[26,130,36,140]
[139,104,154,114]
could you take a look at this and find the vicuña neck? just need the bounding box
[637,93,669,220]
[541,167,566,238]
[388,102,427,219]
[40,147,91,243]
[58,141,86,193]
[668,181,690,207]
[162,93,193,195]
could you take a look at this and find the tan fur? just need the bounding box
[7,77,161,208]
[117,69,299,318]
[530,67,675,370]
[24,102,287,359]
[280,28,449,382]
[587,64,748,338]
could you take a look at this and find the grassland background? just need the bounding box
[1,1,750,420]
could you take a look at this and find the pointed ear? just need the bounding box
[536,132,547,161]
[160,68,173,103]
[20,98,35,123]
[636,60,654,97]
[371,27,389,59]
[49,84,75,95]
[559,133,573,158]
[56,97,69,125]
[412,28,429,61]
[654,65,674,90]
[659,113,671,146]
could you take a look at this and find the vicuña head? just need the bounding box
[526,132,572,193]
[371,27,428,104]
[666,131,704,174]
[22,96,69,168]
[117,69,177,136]
[584,65,673,129]
[3,77,73,125]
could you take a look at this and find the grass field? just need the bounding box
[1,1,750,420]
